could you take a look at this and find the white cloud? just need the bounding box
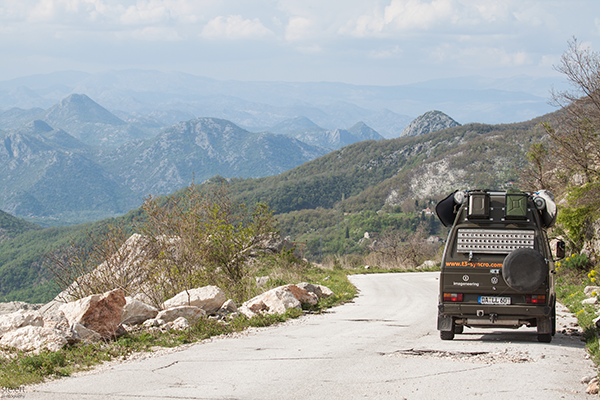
[12,0,205,25]
[339,0,535,37]
[0,0,599,84]
[383,0,457,30]
[285,16,314,41]
[296,44,322,53]
[119,0,201,25]
[432,44,535,68]
[130,26,182,41]
[28,0,61,22]
[369,45,403,59]
[201,15,273,39]
[120,3,169,25]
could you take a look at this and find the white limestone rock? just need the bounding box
[0,326,68,353]
[121,297,158,325]
[0,310,44,337]
[162,286,226,314]
[168,317,190,331]
[143,318,166,327]
[71,322,102,343]
[219,299,238,314]
[584,286,600,297]
[156,306,206,323]
[583,297,598,305]
[586,377,599,394]
[255,276,270,287]
[239,286,301,318]
[43,311,80,344]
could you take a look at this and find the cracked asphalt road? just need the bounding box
[24,272,595,399]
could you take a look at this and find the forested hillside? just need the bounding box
[0,210,41,243]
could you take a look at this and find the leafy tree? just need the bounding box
[521,143,552,190]
[534,38,600,254]
[547,37,600,184]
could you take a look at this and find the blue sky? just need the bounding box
[1,0,599,85]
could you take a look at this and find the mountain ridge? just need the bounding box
[400,110,461,137]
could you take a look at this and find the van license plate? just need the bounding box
[478,296,511,305]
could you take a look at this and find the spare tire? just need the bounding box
[502,248,548,292]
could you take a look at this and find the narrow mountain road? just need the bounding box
[24,272,595,399]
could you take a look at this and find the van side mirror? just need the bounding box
[556,240,566,259]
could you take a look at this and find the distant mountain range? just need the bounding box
[0,70,567,138]
[0,93,392,224]
[270,117,384,150]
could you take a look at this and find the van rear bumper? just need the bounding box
[437,302,552,331]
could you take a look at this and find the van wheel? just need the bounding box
[440,330,455,340]
[454,324,464,334]
[537,333,552,343]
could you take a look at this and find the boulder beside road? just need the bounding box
[239,283,333,318]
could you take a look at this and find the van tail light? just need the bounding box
[525,294,546,304]
[443,293,463,302]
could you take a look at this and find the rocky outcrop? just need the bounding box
[400,110,460,138]
[0,310,77,353]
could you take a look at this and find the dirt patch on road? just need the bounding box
[385,348,533,363]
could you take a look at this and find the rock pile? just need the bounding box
[0,283,332,354]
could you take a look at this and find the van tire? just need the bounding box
[537,333,552,343]
[440,330,455,340]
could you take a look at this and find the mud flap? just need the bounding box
[438,314,453,332]
[537,316,552,334]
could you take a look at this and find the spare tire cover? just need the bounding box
[502,248,548,292]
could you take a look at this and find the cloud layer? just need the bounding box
[0,0,599,84]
